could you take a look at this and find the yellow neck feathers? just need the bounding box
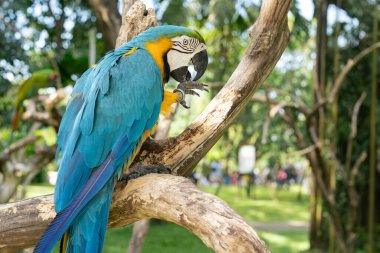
[145,37,172,83]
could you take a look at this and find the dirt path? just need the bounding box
[249,221,309,232]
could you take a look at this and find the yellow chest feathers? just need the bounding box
[145,37,172,82]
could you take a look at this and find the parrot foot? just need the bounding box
[122,164,171,183]
[174,81,208,109]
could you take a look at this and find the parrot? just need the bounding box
[34,25,208,253]
[11,69,58,130]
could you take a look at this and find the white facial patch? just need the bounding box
[167,35,206,72]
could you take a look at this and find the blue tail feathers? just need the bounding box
[33,154,118,253]
[63,179,115,253]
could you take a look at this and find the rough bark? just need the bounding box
[127,220,150,253]
[0,175,269,253]
[0,0,292,251]
[135,0,291,177]
[88,0,122,50]
[115,1,157,47]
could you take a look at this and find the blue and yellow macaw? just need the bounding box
[34,25,208,253]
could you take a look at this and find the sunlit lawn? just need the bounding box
[22,183,55,198]
[24,183,310,253]
[201,184,310,222]
[259,230,309,253]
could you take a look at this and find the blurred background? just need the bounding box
[0,0,379,252]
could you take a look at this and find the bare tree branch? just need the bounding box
[347,150,367,246]
[136,0,291,176]
[252,94,309,115]
[0,175,270,253]
[116,1,157,47]
[0,0,292,251]
[345,92,367,170]
[127,219,150,253]
[0,136,40,163]
[310,42,380,115]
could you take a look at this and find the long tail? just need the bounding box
[34,154,117,253]
[11,107,23,130]
[7,108,24,144]
[60,178,114,253]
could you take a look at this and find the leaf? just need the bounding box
[35,127,57,146]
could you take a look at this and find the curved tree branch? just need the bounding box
[310,41,380,115]
[0,0,291,251]
[136,0,291,176]
[0,175,269,253]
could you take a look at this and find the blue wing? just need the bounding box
[34,48,163,253]
[55,48,162,211]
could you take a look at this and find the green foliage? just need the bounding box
[2,1,379,251]
[35,127,57,146]
[161,0,187,25]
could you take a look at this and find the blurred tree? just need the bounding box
[252,1,380,252]
[0,0,102,203]
[11,69,58,130]
[0,1,378,252]
[88,0,121,50]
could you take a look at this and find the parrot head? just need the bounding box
[48,73,58,81]
[166,33,208,83]
[130,25,208,83]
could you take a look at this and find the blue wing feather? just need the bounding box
[35,48,163,253]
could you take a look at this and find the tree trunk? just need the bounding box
[368,5,378,253]
[127,220,150,253]
[309,174,318,250]
[313,0,328,250]
[0,175,270,253]
[329,2,342,251]
[0,171,19,203]
[88,0,121,50]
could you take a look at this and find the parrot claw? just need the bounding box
[185,89,200,97]
[122,164,171,184]
[177,81,208,92]
[174,81,208,109]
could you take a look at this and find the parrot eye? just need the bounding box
[183,39,188,45]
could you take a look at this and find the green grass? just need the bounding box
[104,221,309,253]
[259,230,309,253]
[105,222,213,253]
[25,183,310,253]
[22,183,54,198]
[201,185,310,222]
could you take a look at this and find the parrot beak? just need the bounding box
[49,73,58,81]
[170,50,208,83]
[191,50,208,81]
[170,66,192,83]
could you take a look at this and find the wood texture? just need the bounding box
[0,0,292,252]
[0,175,269,252]
[127,219,150,253]
[136,0,291,177]
[115,1,157,48]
